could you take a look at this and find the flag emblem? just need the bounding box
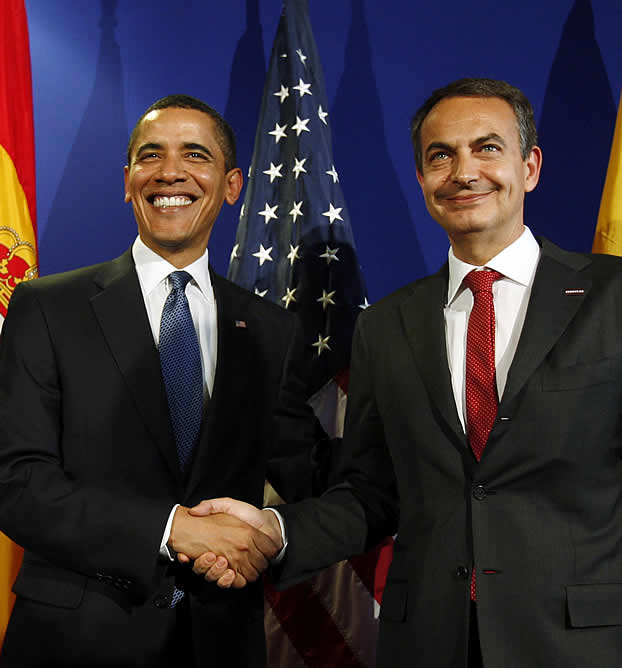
[0,227,38,317]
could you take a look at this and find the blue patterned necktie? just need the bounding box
[159,270,203,473]
[159,271,203,608]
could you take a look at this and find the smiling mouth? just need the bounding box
[149,195,196,208]
[443,191,493,206]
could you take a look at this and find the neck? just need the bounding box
[449,225,524,266]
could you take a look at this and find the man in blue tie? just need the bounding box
[0,95,325,667]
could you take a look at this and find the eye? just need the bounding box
[481,144,500,153]
[138,152,160,162]
[186,151,209,161]
[429,151,449,162]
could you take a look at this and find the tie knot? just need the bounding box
[463,269,503,294]
[168,271,193,293]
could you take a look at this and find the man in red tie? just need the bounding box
[192,79,622,668]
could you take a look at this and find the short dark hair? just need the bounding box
[127,94,237,172]
[410,78,538,173]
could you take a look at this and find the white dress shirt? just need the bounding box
[132,237,217,398]
[444,226,541,432]
[131,237,218,558]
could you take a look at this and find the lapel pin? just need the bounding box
[564,289,585,295]
[235,320,247,328]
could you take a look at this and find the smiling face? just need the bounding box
[124,107,242,267]
[416,96,542,263]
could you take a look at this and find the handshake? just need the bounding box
[167,498,282,589]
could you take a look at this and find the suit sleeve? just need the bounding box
[0,282,170,602]
[274,313,399,585]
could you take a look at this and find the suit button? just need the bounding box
[456,566,469,579]
[153,595,170,609]
[473,485,487,501]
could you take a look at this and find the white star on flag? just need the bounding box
[258,202,278,224]
[317,289,336,310]
[281,287,297,309]
[296,48,307,65]
[359,296,371,309]
[287,244,301,265]
[320,246,340,264]
[252,244,273,266]
[254,287,268,297]
[318,105,328,125]
[312,333,331,356]
[289,201,303,222]
[322,203,343,224]
[292,157,307,179]
[230,244,239,263]
[292,116,310,136]
[293,78,312,97]
[326,165,339,183]
[268,122,288,143]
[274,85,289,103]
[263,162,283,183]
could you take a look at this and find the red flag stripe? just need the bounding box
[265,578,365,668]
[348,536,394,605]
[0,0,37,232]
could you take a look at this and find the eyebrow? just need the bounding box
[473,133,506,147]
[135,142,164,157]
[134,142,215,159]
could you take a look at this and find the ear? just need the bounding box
[123,166,131,203]
[416,167,425,188]
[224,168,244,205]
[524,146,542,193]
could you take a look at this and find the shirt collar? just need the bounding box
[446,226,541,306]
[131,236,214,302]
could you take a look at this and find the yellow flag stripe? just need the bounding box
[593,93,622,256]
[0,143,36,244]
[0,143,34,643]
[0,144,38,318]
[0,534,22,646]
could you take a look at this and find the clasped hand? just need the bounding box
[169,499,282,589]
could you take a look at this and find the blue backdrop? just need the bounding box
[25,0,622,302]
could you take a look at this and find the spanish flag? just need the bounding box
[0,0,38,647]
[593,93,622,255]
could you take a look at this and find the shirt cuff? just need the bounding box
[264,507,288,564]
[160,504,180,561]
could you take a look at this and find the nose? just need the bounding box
[156,154,187,183]
[451,150,477,186]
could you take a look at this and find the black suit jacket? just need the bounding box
[277,238,622,668]
[0,250,324,667]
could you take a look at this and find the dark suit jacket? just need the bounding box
[277,238,622,668]
[0,250,324,667]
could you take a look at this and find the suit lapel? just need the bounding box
[400,266,467,448]
[500,238,592,409]
[185,273,253,496]
[89,251,180,482]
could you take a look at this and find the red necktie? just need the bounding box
[463,269,502,601]
[464,269,503,460]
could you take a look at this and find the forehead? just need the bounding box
[421,96,520,146]
[133,107,222,154]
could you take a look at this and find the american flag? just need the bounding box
[228,0,367,395]
[227,1,393,666]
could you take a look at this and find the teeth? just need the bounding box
[153,196,192,208]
